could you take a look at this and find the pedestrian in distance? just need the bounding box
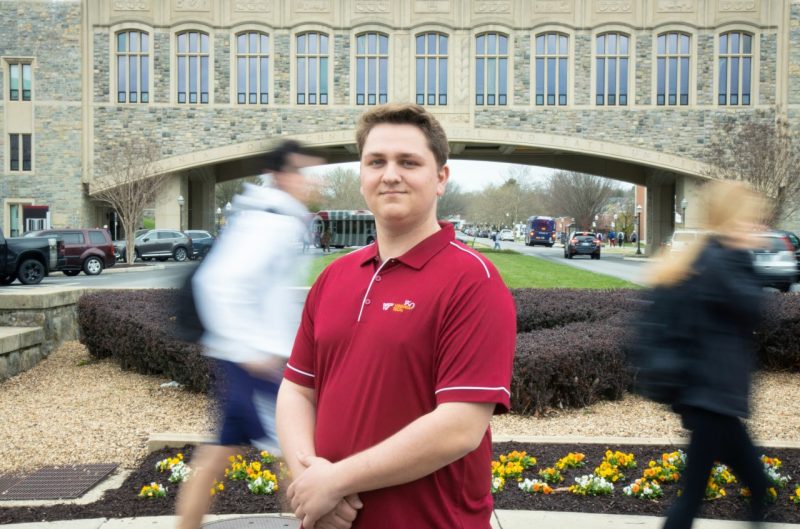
[320,228,331,253]
[609,229,616,248]
[175,140,324,529]
[277,103,517,529]
[493,230,501,250]
[618,230,624,248]
[635,180,769,529]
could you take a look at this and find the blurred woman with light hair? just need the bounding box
[646,180,768,529]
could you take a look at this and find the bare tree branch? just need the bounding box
[318,167,367,210]
[705,117,800,225]
[545,171,619,230]
[91,139,166,264]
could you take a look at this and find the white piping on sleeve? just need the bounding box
[286,363,315,378]
[357,259,390,322]
[448,242,491,278]
[435,385,511,397]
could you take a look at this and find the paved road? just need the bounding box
[463,235,648,285]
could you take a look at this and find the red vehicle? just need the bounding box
[25,228,116,275]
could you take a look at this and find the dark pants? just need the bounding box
[663,407,766,529]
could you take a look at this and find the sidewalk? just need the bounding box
[4,511,798,529]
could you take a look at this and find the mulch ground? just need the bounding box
[1,442,799,524]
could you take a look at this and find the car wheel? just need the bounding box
[63,270,81,276]
[779,283,792,293]
[0,274,16,285]
[18,259,46,285]
[173,247,188,262]
[83,256,104,276]
[567,253,573,259]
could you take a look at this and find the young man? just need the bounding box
[277,104,516,529]
[176,141,325,529]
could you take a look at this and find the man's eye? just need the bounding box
[401,160,418,167]
[369,160,384,167]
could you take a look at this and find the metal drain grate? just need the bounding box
[202,516,300,529]
[0,474,23,495]
[0,463,117,500]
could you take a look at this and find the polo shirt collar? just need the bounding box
[359,222,455,270]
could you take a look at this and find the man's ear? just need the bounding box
[436,164,450,197]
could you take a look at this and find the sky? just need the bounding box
[306,160,556,192]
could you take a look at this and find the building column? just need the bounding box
[645,170,677,255]
[188,168,216,231]
[155,173,188,230]
[675,175,707,230]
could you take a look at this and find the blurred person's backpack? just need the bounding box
[627,286,693,405]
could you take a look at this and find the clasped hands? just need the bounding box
[288,453,362,529]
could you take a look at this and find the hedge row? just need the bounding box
[78,290,215,392]
[76,288,800,415]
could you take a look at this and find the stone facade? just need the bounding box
[0,0,795,235]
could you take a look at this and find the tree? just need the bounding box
[545,171,619,230]
[318,167,366,210]
[215,176,260,211]
[438,181,468,219]
[91,139,167,264]
[705,117,800,225]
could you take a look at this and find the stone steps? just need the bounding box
[0,326,45,382]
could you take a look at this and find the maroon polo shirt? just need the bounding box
[284,223,516,529]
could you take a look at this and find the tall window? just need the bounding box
[176,31,210,104]
[296,32,329,105]
[596,32,629,106]
[236,31,269,104]
[475,32,508,105]
[656,32,690,106]
[8,61,32,102]
[116,31,149,103]
[355,32,388,105]
[535,33,568,106]
[718,31,752,106]
[416,32,447,106]
[9,134,32,172]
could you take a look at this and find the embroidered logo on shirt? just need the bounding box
[383,300,416,313]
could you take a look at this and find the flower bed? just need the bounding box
[2,442,800,525]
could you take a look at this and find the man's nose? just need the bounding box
[381,161,402,182]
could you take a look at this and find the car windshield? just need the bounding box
[755,236,791,253]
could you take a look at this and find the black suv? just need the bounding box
[564,231,601,260]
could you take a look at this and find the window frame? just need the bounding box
[715,25,758,107]
[532,29,571,107]
[354,31,390,106]
[293,27,333,106]
[5,59,34,102]
[171,24,215,106]
[653,26,696,107]
[111,26,152,105]
[231,26,273,105]
[8,133,33,173]
[414,30,449,107]
[592,28,633,107]
[473,28,512,107]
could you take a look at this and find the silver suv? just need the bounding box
[751,232,798,292]
[123,229,193,262]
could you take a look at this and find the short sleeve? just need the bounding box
[434,269,516,414]
[284,272,326,388]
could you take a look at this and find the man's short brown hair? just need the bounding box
[355,103,449,168]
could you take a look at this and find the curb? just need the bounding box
[100,264,166,275]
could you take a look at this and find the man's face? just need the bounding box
[273,152,323,205]
[359,123,448,226]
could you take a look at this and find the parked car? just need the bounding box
[185,230,215,259]
[499,229,515,242]
[116,229,193,262]
[775,230,800,273]
[24,228,115,276]
[477,228,490,238]
[666,229,709,252]
[0,230,65,285]
[564,231,601,260]
[751,231,798,292]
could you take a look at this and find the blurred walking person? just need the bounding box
[637,180,768,529]
[175,140,324,529]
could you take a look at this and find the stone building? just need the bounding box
[0,0,797,248]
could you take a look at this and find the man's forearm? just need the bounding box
[332,402,493,496]
[276,380,317,480]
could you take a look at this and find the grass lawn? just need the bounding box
[305,247,639,289]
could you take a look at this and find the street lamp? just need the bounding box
[215,207,222,234]
[680,197,688,227]
[635,204,643,255]
[177,195,185,232]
